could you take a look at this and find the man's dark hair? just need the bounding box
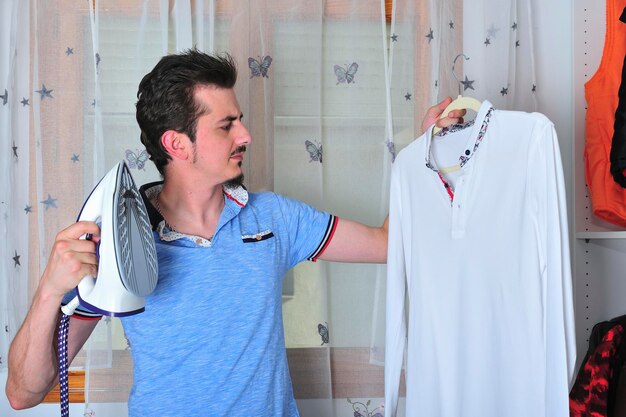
[136,48,238,176]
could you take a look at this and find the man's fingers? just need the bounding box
[428,97,452,118]
[53,237,98,257]
[55,221,101,241]
[436,115,465,128]
[73,251,99,267]
[446,109,466,119]
[437,96,453,111]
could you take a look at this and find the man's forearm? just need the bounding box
[6,288,63,409]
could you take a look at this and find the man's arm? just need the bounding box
[317,216,389,263]
[317,97,465,264]
[6,221,101,410]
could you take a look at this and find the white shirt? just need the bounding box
[384,100,576,417]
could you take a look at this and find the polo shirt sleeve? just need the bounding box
[273,194,337,267]
[60,289,103,321]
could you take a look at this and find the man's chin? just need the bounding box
[224,174,244,188]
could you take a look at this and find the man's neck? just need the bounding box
[155,178,225,240]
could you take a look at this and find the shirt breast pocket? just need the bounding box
[241,229,274,243]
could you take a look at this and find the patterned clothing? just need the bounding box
[570,315,626,417]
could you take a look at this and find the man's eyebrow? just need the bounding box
[219,113,244,123]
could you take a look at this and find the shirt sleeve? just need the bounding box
[273,193,338,267]
[384,162,407,417]
[60,288,103,320]
[531,119,576,415]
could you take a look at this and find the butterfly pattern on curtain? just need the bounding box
[248,55,273,78]
[125,149,150,171]
[334,62,359,85]
[305,140,323,163]
[348,398,384,417]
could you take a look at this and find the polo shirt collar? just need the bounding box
[139,180,249,234]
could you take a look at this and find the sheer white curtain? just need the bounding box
[1,0,540,416]
[1,0,31,376]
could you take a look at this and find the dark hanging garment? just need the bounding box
[569,315,626,417]
[610,8,626,187]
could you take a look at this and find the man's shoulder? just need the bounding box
[246,191,316,210]
[246,190,294,206]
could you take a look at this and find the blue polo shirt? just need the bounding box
[63,182,337,417]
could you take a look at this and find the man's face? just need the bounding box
[189,86,252,185]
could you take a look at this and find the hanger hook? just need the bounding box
[452,53,470,96]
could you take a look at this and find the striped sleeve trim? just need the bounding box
[308,215,338,262]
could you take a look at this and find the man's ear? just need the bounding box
[161,130,190,161]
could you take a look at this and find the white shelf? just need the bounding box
[576,231,626,240]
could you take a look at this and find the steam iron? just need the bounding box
[61,161,158,317]
[58,161,158,417]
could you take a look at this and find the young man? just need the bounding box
[6,49,463,416]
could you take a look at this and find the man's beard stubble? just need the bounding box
[224,173,244,188]
[223,145,247,187]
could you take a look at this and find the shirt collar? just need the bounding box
[425,99,494,172]
[139,181,249,242]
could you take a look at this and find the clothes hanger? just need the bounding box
[433,54,482,135]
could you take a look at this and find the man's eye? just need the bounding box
[222,124,232,131]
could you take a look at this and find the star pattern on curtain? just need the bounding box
[396,14,537,129]
[461,76,475,91]
[1,89,7,105]
[35,84,53,99]
[487,24,500,39]
[426,28,434,43]
[40,194,58,210]
[12,251,21,267]
[20,97,29,106]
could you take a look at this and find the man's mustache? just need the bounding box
[231,146,247,156]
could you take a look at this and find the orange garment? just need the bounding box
[584,0,626,226]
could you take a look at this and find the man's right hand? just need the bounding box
[5,220,102,410]
[40,221,101,299]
